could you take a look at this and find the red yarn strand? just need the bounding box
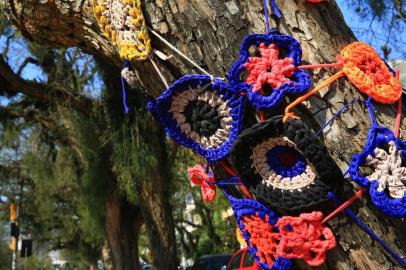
[322,188,367,224]
[220,161,253,198]
[258,111,267,122]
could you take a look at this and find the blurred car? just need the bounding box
[227,248,259,270]
[192,254,232,270]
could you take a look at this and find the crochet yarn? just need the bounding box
[284,42,402,122]
[226,193,292,270]
[225,192,335,269]
[149,74,244,162]
[93,0,152,61]
[231,116,343,211]
[276,212,336,266]
[349,125,406,217]
[341,42,402,104]
[228,31,312,111]
[121,66,138,88]
[187,164,216,202]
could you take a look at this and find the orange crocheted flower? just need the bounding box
[241,214,281,267]
[245,43,295,92]
[341,42,402,104]
[241,211,336,267]
[276,212,336,267]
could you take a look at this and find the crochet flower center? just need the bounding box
[251,137,316,190]
[358,58,391,85]
[365,141,406,198]
[244,43,295,92]
[184,100,221,137]
[169,86,233,149]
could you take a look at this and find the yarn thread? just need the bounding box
[284,42,403,122]
[328,192,406,267]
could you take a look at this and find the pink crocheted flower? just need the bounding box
[244,43,295,92]
[201,181,216,202]
[187,164,206,185]
[276,212,336,267]
[187,164,216,202]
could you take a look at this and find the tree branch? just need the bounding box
[16,57,40,76]
[0,56,93,114]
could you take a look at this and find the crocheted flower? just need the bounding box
[245,43,295,92]
[226,193,335,269]
[231,116,343,211]
[187,164,216,202]
[365,141,406,199]
[350,126,406,217]
[149,74,244,162]
[93,0,152,61]
[227,194,292,270]
[276,212,336,267]
[341,42,402,104]
[228,31,313,111]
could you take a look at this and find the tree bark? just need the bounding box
[2,0,405,269]
[135,114,178,270]
[105,181,143,270]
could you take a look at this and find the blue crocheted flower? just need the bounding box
[225,193,292,270]
[149,74,244,163]
[228,31,313,111]
[349,126,406,218]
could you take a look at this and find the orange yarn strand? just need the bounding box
[283,71,345,122]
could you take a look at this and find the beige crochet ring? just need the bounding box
[341,42,402,104]
[93,0,152,61]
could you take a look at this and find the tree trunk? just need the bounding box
[97,57,179,270]
[89,262,98,270]
[135,114,178,270]
[105,181,143,270]
[2,0,405,269]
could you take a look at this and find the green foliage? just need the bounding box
[170,147,238,261]
[0,225,12,270]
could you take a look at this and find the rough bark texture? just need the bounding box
[2,0,405,269]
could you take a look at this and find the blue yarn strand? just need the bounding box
[263,0,271,33]
[263,0,282,33]
[316,98,357,136]
[328,192,406,267]
[316,98,379,136]
[269,0,282,19]
[121,61,130,114]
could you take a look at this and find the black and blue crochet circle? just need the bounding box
[231,116,343,211]
[151,74,245,162]
[349,126,406,218]
[227,31,313,111]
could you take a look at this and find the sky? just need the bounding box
[337,0,406,60]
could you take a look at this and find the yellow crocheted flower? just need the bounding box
[93,0,152,61]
